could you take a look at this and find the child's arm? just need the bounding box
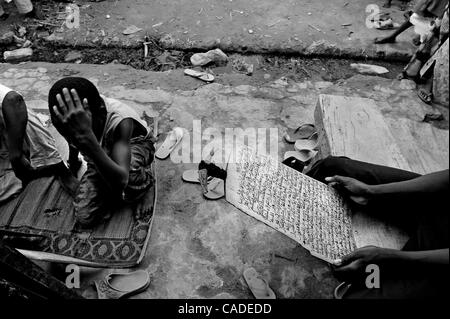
[82,119,133,193]
[51,88,132,194]
[1,91,35,182]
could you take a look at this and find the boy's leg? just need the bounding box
[73,163,111,228]
[124,134,155,201]
[123,135,155,219]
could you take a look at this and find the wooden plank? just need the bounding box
[313,94,412,250]
[386,117,449,175]
[314,94,412,171]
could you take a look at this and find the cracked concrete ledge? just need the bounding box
[41,34,414,62]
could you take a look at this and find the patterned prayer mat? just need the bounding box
[0,164,156,268]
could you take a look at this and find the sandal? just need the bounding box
[283,123,316,144]
[284,150,318,163]
[184,69,215,82]
[243,267,276,299]
[182,169,213,183]
[95,270,150,299]
[282,156,306,173]
[203,178,225,200]
[418,89,432,104]
[334,281,352,299]
[155,127,184,160]
[294,131,319,151]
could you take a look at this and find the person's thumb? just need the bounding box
[334,250,358,266]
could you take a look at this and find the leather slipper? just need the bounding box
[95,270,150,299]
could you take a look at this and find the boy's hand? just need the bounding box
[325,175,373,205]
[52,88,96,151]
[334,246,386,276]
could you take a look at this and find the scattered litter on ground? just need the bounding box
[152,22,163,28]
[350,63,389,75]
[64,51,83,63]
[231,58,254,75]
[308,24,321,32]
[184,69,215,82]
[190,48,228,66]
[123,25,142,35]
[3,48,33,62]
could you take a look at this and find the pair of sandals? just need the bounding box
[182,168,225,200]
[283,123,319,165]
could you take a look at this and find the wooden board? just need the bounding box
[314,94,411,171]
[314,95,413,250]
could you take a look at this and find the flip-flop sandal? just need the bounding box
[418,89,432,104]
[182,169,213,183]
[155,127,184,160]
[282,156,306,173]
[284,150,318,163]
[94,270,150,299]
[203,178,225,200]
[374,18,394,30]
[334,281,352,299]
[283,123,316,144]
[184,69,215,82]
[294,131,319,151]
[243,267,276,299]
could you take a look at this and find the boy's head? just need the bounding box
[48,77,107,140]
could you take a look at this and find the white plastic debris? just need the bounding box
[190,48,228,66]
[350,63,389,75]
[3,48,33,61]
[123,25,142,35]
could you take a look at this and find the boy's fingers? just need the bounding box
[52,105,64,122]
[324,176,336,183]
[70,89,82,109]
[56,94,67,114]
[82,98,90,112]
[62,88,75,111]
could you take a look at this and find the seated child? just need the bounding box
[48,77,155,228]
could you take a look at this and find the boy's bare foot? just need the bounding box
[134,193,154,220]
[374,36,396,44]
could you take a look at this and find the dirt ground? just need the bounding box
[1,0,416,60]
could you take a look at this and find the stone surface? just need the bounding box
[0,62,447,299]
[26,0,416,60]
[433,38,449,107]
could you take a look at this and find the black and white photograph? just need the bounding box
[0,0,448,308]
